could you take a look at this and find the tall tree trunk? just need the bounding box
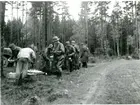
[135,1,138,53]
[25,2,27,47]
[127,39,129,55]
[101,14,103,49]
[21,1,24,47]
[116,15,120,56]
[0,1,6,77]
[132,1,134,37]
[47,2,53,45]
[84,2,88,46]
[10,1,13,43]
[120,19,123,55]
[39,6,41,51]
[113,39,116,56]
[62,16,65,44]
[120,35,122,55]
[116,39,120,56]
[33,15,36,45]
[104,15,108,56]
[44,2,48,48]
[136,2,139,50]
[17,2,19,45]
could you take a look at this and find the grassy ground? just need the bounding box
[1,58,109,105]
[1,67,71,105]
[1,65,96,105]
[1,57,123,105]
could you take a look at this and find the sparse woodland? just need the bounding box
[1,1,140,57]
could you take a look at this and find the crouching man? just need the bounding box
[16,47,36,85]
[8,43,21,67]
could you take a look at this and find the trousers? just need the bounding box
[82,62,87,68]
[16,58,29,85]
[53,56,64,78]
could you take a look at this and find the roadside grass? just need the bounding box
[1,67,85,105]
[89,55,121,64]
[1,67,65,105]
[1,56,117,105]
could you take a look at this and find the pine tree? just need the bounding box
[0,1,6,77]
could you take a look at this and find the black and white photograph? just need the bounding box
[0,0,140,104]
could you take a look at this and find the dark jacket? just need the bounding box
[80,45,90,62]
[65,45,75,57]
[11,47,21,60]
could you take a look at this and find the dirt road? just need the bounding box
[86,59,140,104]
[50,59,140,104]
[1,59,140,104]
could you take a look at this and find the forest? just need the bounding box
[1,1,140,104]
[1,1,140,57]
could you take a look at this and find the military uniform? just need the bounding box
[42,44,54,73]
[71,41,80,70]
[45,44,53,58]
[52,36,65,79]
[9,44,21,67]
[65,42,75,72]
[9,44,21,60]
[80,45,90,68]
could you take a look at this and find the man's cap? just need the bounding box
[52,36,60,42]
[66,41,70,44]
[9,43,16,49]
[71,40,75,43]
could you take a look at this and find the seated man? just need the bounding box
[16,47,36,85]
[65,41,75,72]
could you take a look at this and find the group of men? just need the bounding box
[8,36,90,85]
[43,36,90,76]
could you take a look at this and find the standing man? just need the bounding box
[16,47,36,85]
[71,40,80,70]
[43,44,54,72]
[52,36,65,80]
[80,43,90,68]
[65,41,75,72]
[45,44,53,57]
